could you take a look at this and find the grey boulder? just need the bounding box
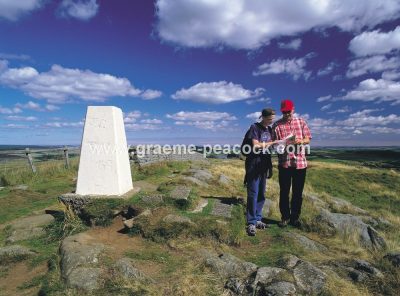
[283,232,327,252]
[60,233,105,290]
[293,260,326,294]
[114,258,144,280]
[199,249,258,279]
[66,267,102,291]
[315,209,386,250]
[6,214,55,243]
[384,252,400,268]
[188,168,213,182]
[263,281,297,296]
[0,245,35,262]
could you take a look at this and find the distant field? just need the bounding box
[307,147,400,170]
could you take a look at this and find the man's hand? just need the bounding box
[294,138,303,145]
[294,137,310,145]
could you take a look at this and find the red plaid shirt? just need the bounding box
[272,117,312,169]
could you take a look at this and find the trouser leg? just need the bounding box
[290,168,307,222]
[256,175,266,222]
[246,176,260,225]
[279,167,292,221]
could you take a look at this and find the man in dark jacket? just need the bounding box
[244,108,277,236]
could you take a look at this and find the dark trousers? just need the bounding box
[246,174,267,225]
[278,167,307,222]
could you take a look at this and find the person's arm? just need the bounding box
[252,139,277,149]
[294,119,312,144]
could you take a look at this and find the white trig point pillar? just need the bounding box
[76,106,133,196]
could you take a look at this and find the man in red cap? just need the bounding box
[272,99,312,228]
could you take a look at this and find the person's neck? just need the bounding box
[283,116,292,123]
[260,121,268,127]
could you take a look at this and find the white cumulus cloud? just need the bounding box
[156,0,400,49]
[346,55,400,78]
[337,109,400,127]
[245,97,271,105]
[0,0,45,21]
[15,101,61,112]
[6,115,37,121]
[341,78,400,105]
[321,103,332,111]
[278,39,302,50]
[0,62,161,103]
[44,121,84,128]
[253,53,315,80]
[0,105,22,114]
[58,0,99,21]
[166,111,237,130]
[316,95,332,102]
[245,112,261,121]
[317,62,338,77]
[124,110,142,123]
[349,26,400,57]
[172,81,263,104]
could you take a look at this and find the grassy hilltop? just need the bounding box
[0,149,399,295]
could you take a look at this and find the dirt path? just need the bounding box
[0,262,47,296]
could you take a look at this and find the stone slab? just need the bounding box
[59,187,140,214]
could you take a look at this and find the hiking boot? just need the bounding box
[256,221,269,229]
[278,219,289,228]
[246,224,256,236]
[290,220,302,228]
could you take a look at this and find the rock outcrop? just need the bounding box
[60,233,105,291]
[315,209,386,250]
[6,214,55,244]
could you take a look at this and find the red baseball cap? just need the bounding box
[280,99,294,112]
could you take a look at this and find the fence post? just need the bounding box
[25,148,37,173]
[63,146,70,169]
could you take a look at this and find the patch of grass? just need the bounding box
[0,225,10,246]
[80,198,126,227]
[192,218,230,243]
[0,162,76,225]
[307,162,400,215]
[130,206,244,246]
[125,249,171,264]
[176,187,199,211]
[0,266,9,278]
[18,274,47,290]
[366,256,400,296]
[228,204,246,246]
[102,276,156,296]
[131,161,191,183]
[322,270,370,296]
[201,198,215,216]
[0,192,63,225]
[37,254,66,296]
[45,207,88,241]
[0,158,78,187]
[125,245,185,275]
[157,181,199,210]
[241,227,305,267]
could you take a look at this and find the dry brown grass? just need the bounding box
[211,159,245,181]
[324,270,372,296]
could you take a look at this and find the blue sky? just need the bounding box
[0,0,400,146]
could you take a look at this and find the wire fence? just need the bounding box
[0,147,80,173]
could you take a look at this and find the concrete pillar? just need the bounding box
[76,106,133,196]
